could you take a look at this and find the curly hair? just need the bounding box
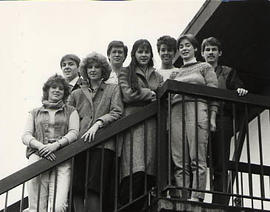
[42,74,70,102]
[80,52,112,83]
[157,35,177,53]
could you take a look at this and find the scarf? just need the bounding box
[42,100,64,109]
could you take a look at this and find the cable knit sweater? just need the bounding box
[170,61,219,112]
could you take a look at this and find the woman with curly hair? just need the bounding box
[22,74,80,212]
[118,39,163,211]
[68,52,124,212]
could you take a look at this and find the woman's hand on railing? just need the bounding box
[44,153,56,161]
[38,143,60,160]
[82,121,103,142]
[151,91,156,101]
[237,88,248,96]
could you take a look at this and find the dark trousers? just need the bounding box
[211,116,234,204]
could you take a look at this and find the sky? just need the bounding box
[0,0,205,207]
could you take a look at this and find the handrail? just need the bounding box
[158,80,270,107]
[2,80,270,211]
[0,102,158,195]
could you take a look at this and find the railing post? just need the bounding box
[157,92,168,197]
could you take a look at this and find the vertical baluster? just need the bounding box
[99,145,105,212]
[114,135,119,212]
[195,97,199,194]
[240,172,244,207]
[52,166,58,211]
[84,150,90,208]
[182,95,186,198]
[219,102,226,194]
[4,191,8,212]
[207,100,213,191]
[68,157,75,212]
[168,92,172,188]
[232,103,240,198]
[257,114,265,210]
[37,174,41,212]
[129,128,134,203]
[244,104,254,208]
[144,120,148,196]
[20,183,25,212]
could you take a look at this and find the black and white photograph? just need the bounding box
[1,0,270,211]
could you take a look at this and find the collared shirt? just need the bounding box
[106,71,118,84]
[69,76,79,87]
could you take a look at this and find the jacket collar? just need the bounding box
[136,66,155,78]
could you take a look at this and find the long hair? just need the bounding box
[128,39,154,92]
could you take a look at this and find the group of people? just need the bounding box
[21,34,248,212]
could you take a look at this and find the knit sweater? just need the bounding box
[170,62,218,112]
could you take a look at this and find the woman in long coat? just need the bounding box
[118,39,163,210]
[68,52,123,212]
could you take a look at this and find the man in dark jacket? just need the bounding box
[201,37,248,204]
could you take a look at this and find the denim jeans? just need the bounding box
[171,101,209,200]
[27,154,71,212]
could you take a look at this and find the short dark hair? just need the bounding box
[157,35,177,53]
[80,52,112,82]
[42,74,70,102]
[201,37,222,52]
[107,40,128,60]
[177,34,199,51]
[60,54,81,68]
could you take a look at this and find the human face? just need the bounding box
[87,62,103,82]
[201,45,222,64]
[178,38,197,62]
[108,47,125,67]
[135,46,151,67]
[159,44,175,66]
[61,59,79,82]
[48,83,64,103]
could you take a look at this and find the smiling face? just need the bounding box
[61,59,79,82]
[159,44,175,66]
[201,44,222,65]
[135,45,151,67]
[108,47,125,67]
[178,38,197,62]
[87,62,103,82]
[48,83,64,103]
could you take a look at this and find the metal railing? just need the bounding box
[1,80,270,211]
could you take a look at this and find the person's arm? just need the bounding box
[201,63,219,131]
[22,112,44,150]
[22,112,56,161]
[227,68,248,96]
[118,69,155,103]
[82,86,124,142]
[59,109,80,146]
[39,109,79,158]
[96,85,124,126]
